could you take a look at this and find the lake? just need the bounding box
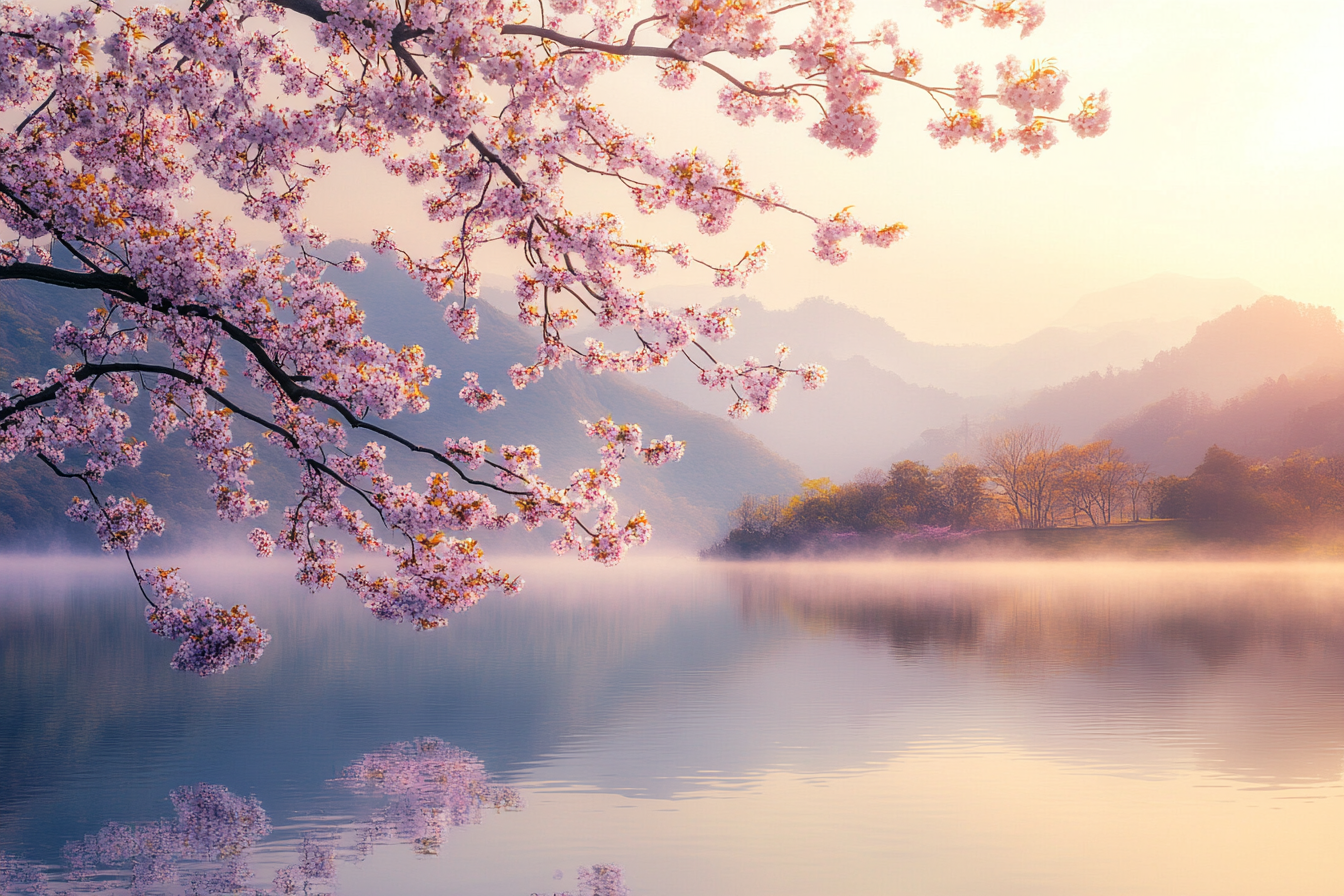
[2,555,1343,895]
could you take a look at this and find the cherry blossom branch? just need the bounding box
[15,87,55,134]
[0,263,530,495]
[34,452,158,608]
[501,23,784,97]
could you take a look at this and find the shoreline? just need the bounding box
[703,519,1344,561]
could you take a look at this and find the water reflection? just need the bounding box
[64,785,274,894]
[338,738,521,856]
[5,557,1344,896]
[729,562,1344,786]
[2,739,591,896]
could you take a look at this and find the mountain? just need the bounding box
[1099,373,1344,475]
[617,272,1267,398]
[999,296,1344,445]
[0,279,97,385]
[608,277,1268,477]
[1050,273,1266,331]
[634,294,1206,398]
[0,249,803,551]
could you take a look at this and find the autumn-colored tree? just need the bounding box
[886,460,940,525]
[981,424,1062,528]
[933,459,988,530]
[1058,440,1128,526]
[1124,461,1151,523]
[729,494,787,534]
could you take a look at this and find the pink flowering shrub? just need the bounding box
[0,0,1106,670]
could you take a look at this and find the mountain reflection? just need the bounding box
[7,739,525,895]
[731,563,1344,785]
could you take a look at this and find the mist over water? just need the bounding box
[2,554,1342,895]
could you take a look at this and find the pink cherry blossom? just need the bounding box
[459,371,506,412]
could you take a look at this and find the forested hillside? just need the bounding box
[1101,374,1344,475]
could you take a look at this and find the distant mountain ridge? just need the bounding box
[1050,273,1265,331]
[612,275,1273,479]
[1099,373,1344,475]
[1003,296,1344,444]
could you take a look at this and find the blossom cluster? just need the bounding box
[141,566,271,675]
[66,495,165,552]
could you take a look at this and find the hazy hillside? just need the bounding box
[1100,374,1344,475]
[636,351,983,482]
[641,294,1213,398]
[0,250,803,551]
[609,272,1265,397]
[0,279,96,385]
[1002,297,1344,444]
[584,275,1265,478]
[330,251,804,545]
[1050,273,1265,331]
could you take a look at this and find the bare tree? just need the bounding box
[980,425,1061,529]
[1125,462,1151,522]
[729,495,786,534]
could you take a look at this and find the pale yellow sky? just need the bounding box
[299,0,1344,343]
[15,0,1344,344]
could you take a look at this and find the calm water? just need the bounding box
[2,555,1344,895]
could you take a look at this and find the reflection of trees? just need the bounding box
[732,564,1344,784]
[14,739,539,894]
[337,737,523,855]
[732,565,1344,669]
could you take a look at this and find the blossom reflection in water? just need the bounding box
[2,739,617,896]
[337,737,522,856]
[64,784,274,893]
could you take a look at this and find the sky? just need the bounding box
[292,0,1344,344]
[14,0,1344,345]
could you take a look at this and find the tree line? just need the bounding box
[980,425,1153,528]
[717,421,1344,556]
[718,457,992,555]
[1152,446,1344,525]
[719,425,1159,552]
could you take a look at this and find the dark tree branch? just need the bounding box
[34,452,158,608]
